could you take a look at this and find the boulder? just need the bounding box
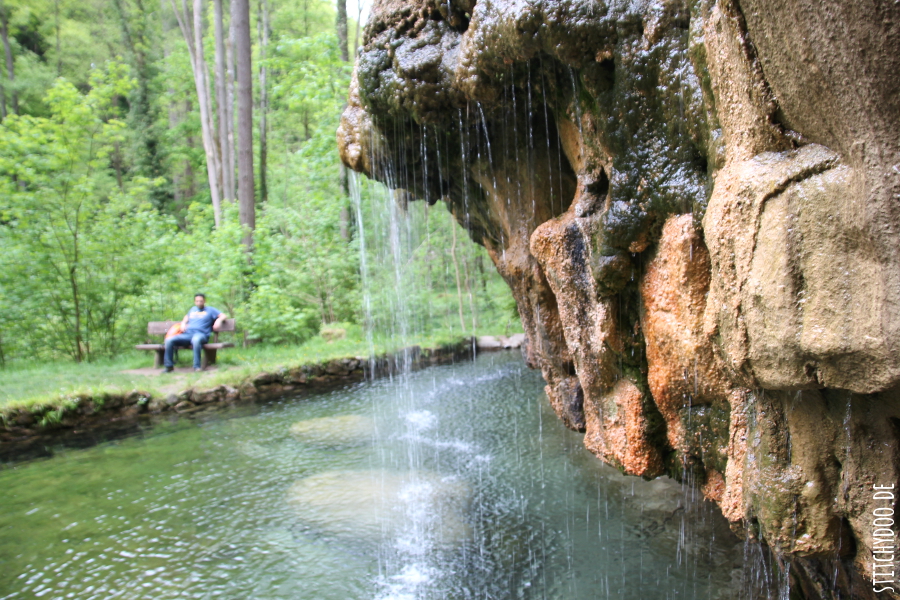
[289,414,375,447]
[476,336,502,349]
[500,333,525,349]
[287,470,472,545]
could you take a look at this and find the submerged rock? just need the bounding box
[286,470,473,545]
[289,415,376,446]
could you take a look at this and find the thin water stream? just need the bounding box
[0,352,744,599]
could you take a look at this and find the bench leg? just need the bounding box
[154,349,164,369]
[202,348,217,369]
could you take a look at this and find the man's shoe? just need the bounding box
[194,368,202,372]
[163,366,174,373]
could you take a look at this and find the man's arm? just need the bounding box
[212,312,227,332]
[181,314,190,329]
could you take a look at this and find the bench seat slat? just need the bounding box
[147,319,236,335]
[134,343,234,351]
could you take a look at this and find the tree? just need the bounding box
[213,0,235,203]
[257,0,269,203]
[111,0,170,210]
[169,0,224,226]
[0,1,17,115]
[234,0,254,245]
[0,64,171,361]
[335,0,348,63]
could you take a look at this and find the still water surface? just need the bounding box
[0,352,743,599]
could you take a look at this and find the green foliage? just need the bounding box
[0,63,174,362]
[0,0,521,372]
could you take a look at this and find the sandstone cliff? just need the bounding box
[338,0,900,597]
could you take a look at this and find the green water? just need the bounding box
[0,352,743,599]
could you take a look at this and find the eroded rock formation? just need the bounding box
[338,0,900,597]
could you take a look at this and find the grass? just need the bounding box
[0,324,516,413]
[0,354,158,410]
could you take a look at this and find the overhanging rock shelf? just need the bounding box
[337,0,900,598]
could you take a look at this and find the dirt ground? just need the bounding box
[118,365,226,395]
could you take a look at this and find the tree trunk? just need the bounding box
[463,248,477,331]
[0,6,17,115]
[69,230,83,363]
[234,0,255,246]
[214,0,234,202]
[354,0,362,57]
[170,0,224,226]
[185,100,196,198]
[226,1,236,200]
[112,141,125,190]
[257,0,269,203]
[55,0,61,76]
[339,166,350,240]
[336,0,351,240]
[449,212,467,332]
[336,0,349,62]
[163,36,184,206]
[114,0,170,209]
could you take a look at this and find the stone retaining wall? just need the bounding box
[0,339,480,458]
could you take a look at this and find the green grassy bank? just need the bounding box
[0,326,500,417]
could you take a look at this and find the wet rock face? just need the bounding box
[340,0,900,596]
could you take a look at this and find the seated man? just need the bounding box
[163,294,227,372]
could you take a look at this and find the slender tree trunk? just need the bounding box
[163,38,184,206]
[336,0,351,239]
[226,2,236,200]
[170,116,182,205]
[185,98,196,197]
[194,0,224,225]
[336,0,349,62]
[0,7,17,115]
[463,249,476,331]
[170,0,223,226]
[354,0,362,57]
[234,0,255,245]
[476,252,487,290]
[114,0,169,210]
[339,169,350,241]
[449,212,466,332]
[257,0,269,203]
[55,0,61,76]
[112,141,125,190]
[70,231,83,363]
[214,0,234,202]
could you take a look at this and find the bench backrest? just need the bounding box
[147,319,236,335]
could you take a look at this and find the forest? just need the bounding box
[0,0,517,370]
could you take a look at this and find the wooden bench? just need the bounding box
[135,319,236,369]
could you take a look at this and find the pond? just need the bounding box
[0,352,747,600]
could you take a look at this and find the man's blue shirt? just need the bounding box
[185,306,222,335]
